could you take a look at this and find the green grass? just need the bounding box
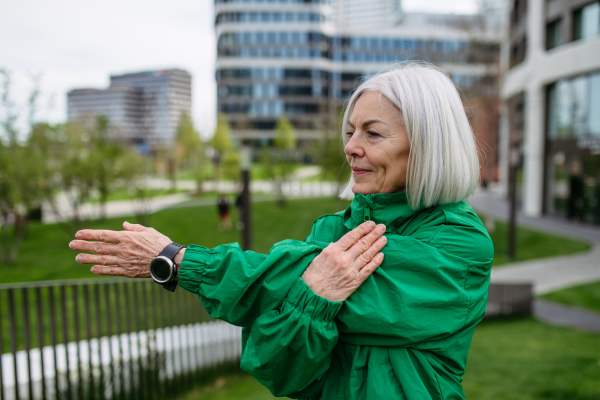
[486,220,591,267]
[540,281,600,314]
[180,318,600,400]
[0,197,350,284]
[178,372,281,400]
[1,199,591,282]
[463,318,600,400]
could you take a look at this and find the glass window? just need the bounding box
[574,2,600,41]
[546,18,562,50]
[572,75,589,137]
[590,73,600,137]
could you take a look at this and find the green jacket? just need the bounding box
[179,192,494,400]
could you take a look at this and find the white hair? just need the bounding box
[339,62,480,210]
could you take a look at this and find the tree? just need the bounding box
[274,115,297,150]
[211,114,232,155]
[210,114,239,182]
[313,131,351,198]
[271,115,298,205]
[93,115,124,220]
[0,68,49,263]
[176,112,208,194]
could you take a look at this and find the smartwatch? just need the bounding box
[149,242,186,292]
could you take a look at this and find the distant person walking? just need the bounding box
[217,194,231,230]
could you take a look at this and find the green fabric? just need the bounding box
[179,192,494,400]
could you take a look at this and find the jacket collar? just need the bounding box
[343,192,418,232]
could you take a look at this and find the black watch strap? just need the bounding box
[158,242,186,292]
[159,242,186,260]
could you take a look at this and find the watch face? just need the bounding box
[150,256,173,283]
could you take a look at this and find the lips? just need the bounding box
[352,167,372,176]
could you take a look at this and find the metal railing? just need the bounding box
[485,282,533,317]
[0,279,241,400]
[0,278,533,400]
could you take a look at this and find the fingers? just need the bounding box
[75,229,122,244]
[357,252,384,283]
[355,234,387,268]
[335,221,377,251]
[76,253,122,266]
[123,221,148,232]
[347,223,387,260]
[69,240,119,255]
[90,265,127,276]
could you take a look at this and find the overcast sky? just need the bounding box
[1,0,478,140]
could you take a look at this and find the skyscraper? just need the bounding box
[68,69,192,147]
[334,0,403,28]
[215,0,502,162]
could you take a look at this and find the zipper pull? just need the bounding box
[363,203,371,221]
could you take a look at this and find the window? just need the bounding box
[574,2,600,41]
[546,18,562,50]
[547,71,600,139]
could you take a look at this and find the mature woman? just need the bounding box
[71,63,493,400]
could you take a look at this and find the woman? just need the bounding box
[71,63,493,399]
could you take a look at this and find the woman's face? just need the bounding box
[345,91,410,195]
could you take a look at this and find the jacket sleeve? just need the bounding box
[178,239,327,327]
[240,277,342,398]
[336,214,494,349]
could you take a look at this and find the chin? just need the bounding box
[352,183,378,195]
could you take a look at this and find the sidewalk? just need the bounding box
[468,190,600,295]
[42,179,341,224]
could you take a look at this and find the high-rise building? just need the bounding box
[215,0,502,178]
[68,69,192,146]
[333,0,403,28]
[501,0,600,224]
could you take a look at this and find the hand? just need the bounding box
[301,221,387,302]
[70,221,178,278]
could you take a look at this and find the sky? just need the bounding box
[0,0,478,140]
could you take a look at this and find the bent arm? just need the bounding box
[178,240,326,327]
[240,277,342,398]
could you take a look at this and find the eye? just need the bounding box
[367,131,380,137]
[346,131,354,137]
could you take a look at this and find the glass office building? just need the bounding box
[68,69,192,147]
[215,0,502,155]
[503,0,600,223]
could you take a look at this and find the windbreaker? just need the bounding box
[178,192,494,400]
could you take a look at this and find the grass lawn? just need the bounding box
[540,281,600,314]
[0,197,351,284]
[180,318,600,400]
[178,373,280,400]
[0,198,592,283]
[463,318,600,400]
[485,220,591,267]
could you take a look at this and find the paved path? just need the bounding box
[42,180,341,224]
[468,190,600,295]
[534,299,600,334]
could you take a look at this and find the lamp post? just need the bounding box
[240,146,252,251]
[508,141,520,262]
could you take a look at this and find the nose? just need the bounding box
[344,133,365,159]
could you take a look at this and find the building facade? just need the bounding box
[502,0,600,224]
[215,0,502,181]
[68,69,192,147]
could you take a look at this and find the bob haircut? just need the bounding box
[340,62,480,210]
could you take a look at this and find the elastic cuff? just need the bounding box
[283,277,343,322]
[177,244,210,293]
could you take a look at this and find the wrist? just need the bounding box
[173,248,186,281]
